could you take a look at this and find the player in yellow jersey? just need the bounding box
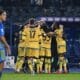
[25,19,42,74]
[47,24,67,73]
[35,21,52,74]
[41,29,52,74]
[23,24,30,57]
[15,28,27,72]
[55,25,68,73]
[56,37,67,73]
[35,21,46,73]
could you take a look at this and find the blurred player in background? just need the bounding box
[15,27,27,72]
[0,9,11,78]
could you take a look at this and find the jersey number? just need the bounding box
[30,31,36,38]
[43,36,50,41]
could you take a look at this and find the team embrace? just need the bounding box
[15,18,68,74]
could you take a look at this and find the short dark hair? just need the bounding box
[0,9,5,15]
[53,22,60,30]
[29,18,35,25]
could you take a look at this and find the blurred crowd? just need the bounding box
[0,0,80,23]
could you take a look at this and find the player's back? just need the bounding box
[26,26,41,48]
[27,27,41,42]
[41,29,52,48]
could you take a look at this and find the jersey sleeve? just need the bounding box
[22,31,27,41]
[38,28,42,43]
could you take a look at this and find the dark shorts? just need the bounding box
[58,53,66,57]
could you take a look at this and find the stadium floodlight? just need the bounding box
[61,17,67,22]
[68,17,74,22]
[47,17,54,21]
[74,18,80,22]
[54,17,60,22]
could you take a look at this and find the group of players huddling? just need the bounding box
[15,18,67,74]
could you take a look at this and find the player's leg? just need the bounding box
[0,62,4,78]
[15,47,25,72]
[36,58,40,73]
[36,47,41,73]
[46,49,51,73]
[45,57,48,73]
[47,58,51,73]
[36,57,44,74]
[39,47,45,73]
[0,49,6,78]
[63,57,68,73]
[27,48,34,73]
[33,49,40,73]
[39,57,44,73]
[28,58,34,73]
[58,55,64,73]
[45,49,48,73]
[15,53,23,72]
[23,47,29,73]
[15,57,24,72]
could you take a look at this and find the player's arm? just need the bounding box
[0,26,11,55]
[0,36,11,55]
[48,24,64,36]
[47,31,56,37]
[59,24,63,32]
[38,28,43,43]
[22,32,27,41]
[47,22,58,36]
[59,24,64,36]
[51,22,56,30]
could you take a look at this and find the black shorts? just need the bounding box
[58,53,66,57]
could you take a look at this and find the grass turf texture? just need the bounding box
[1,73,80,80]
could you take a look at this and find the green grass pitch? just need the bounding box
[2,73,80,80]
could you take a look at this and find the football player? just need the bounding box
[15,27,27,72]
